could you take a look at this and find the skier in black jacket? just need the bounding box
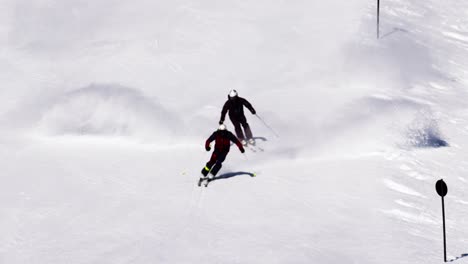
[201,124,245,180]
[219,90,256,146]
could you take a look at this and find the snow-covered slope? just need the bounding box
[1,0,468,263]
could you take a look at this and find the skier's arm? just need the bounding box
[242,98,256,115]
[219,101,229,124]
[205,132,216,151]
[229,132,245,153]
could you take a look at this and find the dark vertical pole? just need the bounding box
[377,0,380,39]
[442,196,447,262]
[436,179,448,262]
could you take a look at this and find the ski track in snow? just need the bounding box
[383,178,426,198]
[381,208,438,225]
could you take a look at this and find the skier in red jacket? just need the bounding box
[201,124,245,180]
[219,90,256,146]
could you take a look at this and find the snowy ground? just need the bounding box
[1,0,468,263]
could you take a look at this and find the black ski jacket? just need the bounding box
[220,97,256,123]
[205,130,244,153]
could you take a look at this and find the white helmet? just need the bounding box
[228,89,238,98]
[218,124,226,130]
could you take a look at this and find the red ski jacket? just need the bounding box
[205,130,244,153]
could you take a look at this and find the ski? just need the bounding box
[247,145,257,152]
[247,143,264,152]
[204,178,212,187]
[198,175,214,187]
[198,175,208,187]
[198,177,204,187]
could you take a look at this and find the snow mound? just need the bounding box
[37,84,181,140]
[405,111,448,148]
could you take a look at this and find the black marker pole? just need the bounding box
[442,195,447,262]
[435,179,448,262]
[377,0,380,39]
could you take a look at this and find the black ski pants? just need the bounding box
[202,150,228,177]
[230,116,252,141]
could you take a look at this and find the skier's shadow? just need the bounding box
[210,171,255,183]
[449,253,468,262]
[380,27,408,39]
[252,136,267,142]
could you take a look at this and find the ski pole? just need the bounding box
[255,114,279,138]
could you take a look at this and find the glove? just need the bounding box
[240,148,245,153]
[206,146,211,151]
[251,110,256,115]
[219,120,224,125]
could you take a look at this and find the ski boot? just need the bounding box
[198,166,210,186]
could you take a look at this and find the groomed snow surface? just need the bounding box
[1,0,468,263]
